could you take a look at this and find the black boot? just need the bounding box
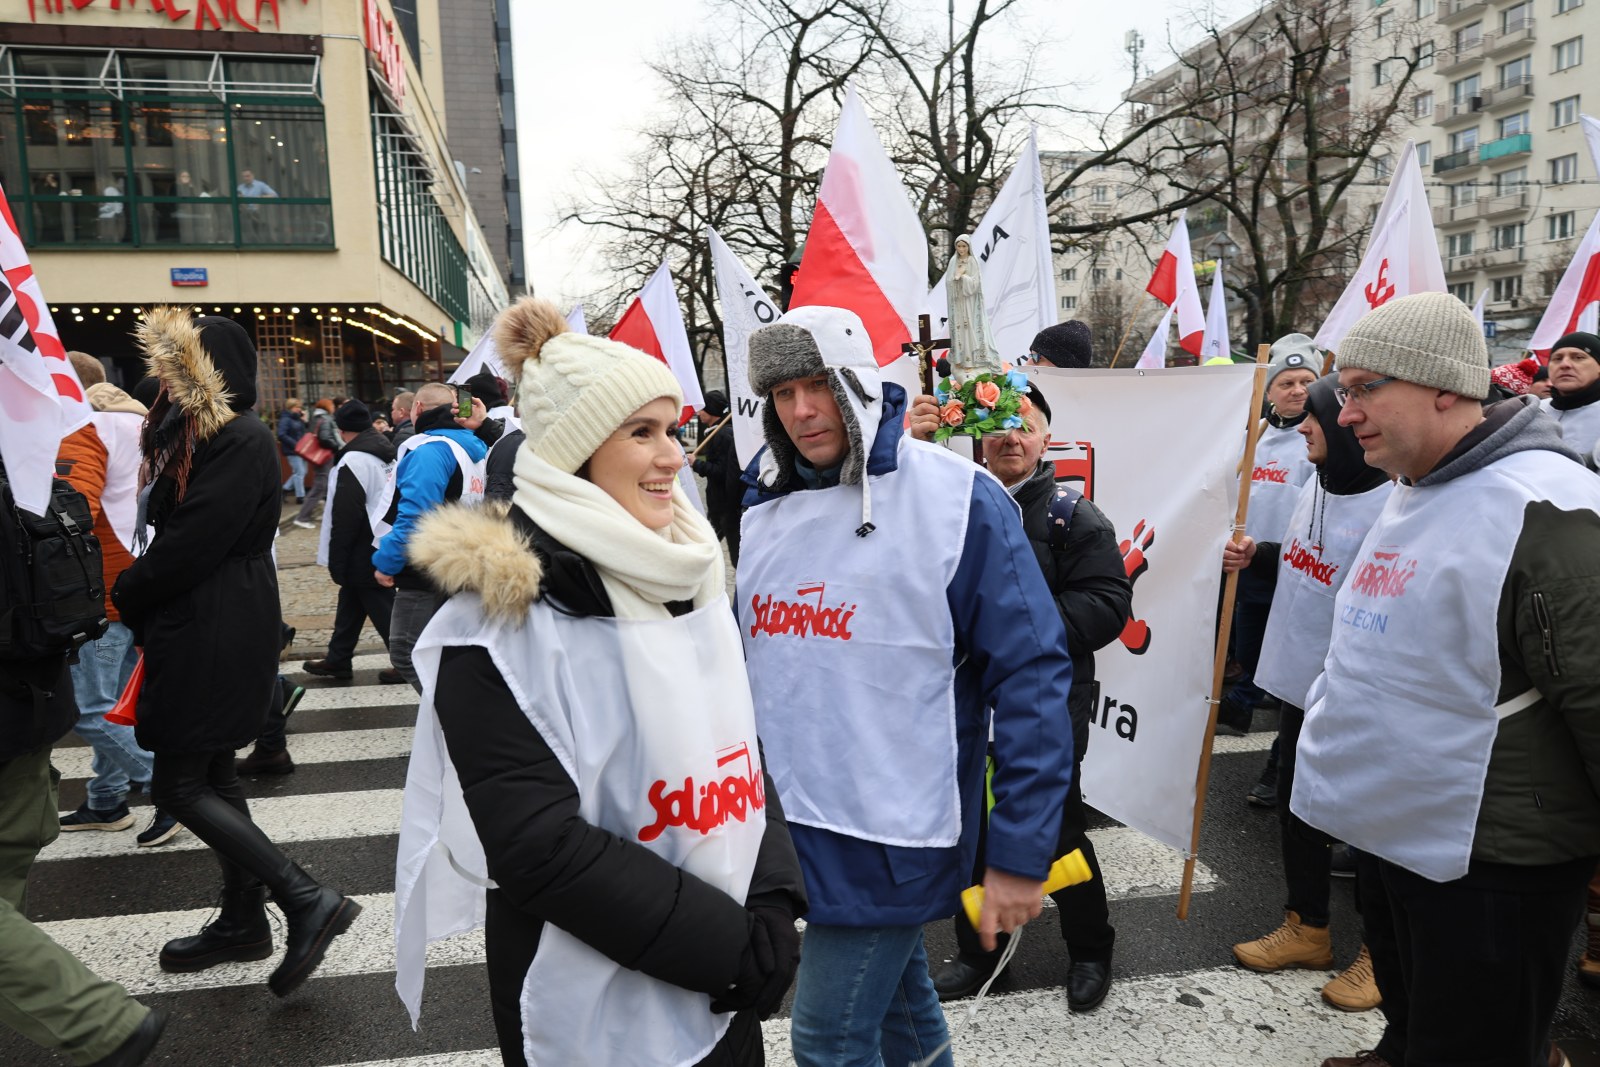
[160,886,272,972]
[268,873,363,997]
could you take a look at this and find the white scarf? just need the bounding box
[512,447,724,620]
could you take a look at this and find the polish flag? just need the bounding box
[1145,211,1205,355]
[1315,142,1444,352]
[1529,116,1600,357]
[610,259,704,419]
[1200,263,1231,361]
[0,183,89,515]
[790,86,929,366]
[1136,306,1174,370]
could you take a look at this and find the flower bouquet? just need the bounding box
[932,364,1036,443]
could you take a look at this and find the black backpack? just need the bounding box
[0,464,109,660]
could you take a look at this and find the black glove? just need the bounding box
[709,905,800,1020]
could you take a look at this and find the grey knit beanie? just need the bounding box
[1336,292,1490,400]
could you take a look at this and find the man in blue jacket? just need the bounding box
[372,382,490,691]
[738,306,1074,1067]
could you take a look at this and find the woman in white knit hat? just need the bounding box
[392,298,804,1067]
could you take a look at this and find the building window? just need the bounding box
[1552,95,1580,125]
[1497,111,1531,137]
[1415,90,1436,117]
[1549,211,1576,239]
[1492,222,1525,248]
[1447,232,1477,258]
[1551,153,1579,182]
[1061,295,1078,311]
[1417,141,1433,166]
[1416,0,1436,15]
[1503,1,1534,30]
[1496,166,1529,194]
[3,50,331,249]
[1373,61,1391,86]
[1061,268,1077,281]
[372,99,470,322]
[1373,154,1393,180]
[1416,40,1437,68]
[1451,74,1482,104]
[1091,268,1109,284]
[1554,36,1583,69]
[1377,11,1394,35]
[1491,275,1523,302]
[1456,22,1484,50]
[1557,0,1582,13]
[1449,127,1480,152]
[1449,182,1477,207]
[1449,282,1476,303]
[1499,56,1533,86]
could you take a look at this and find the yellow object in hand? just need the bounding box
[961,849,1093,929]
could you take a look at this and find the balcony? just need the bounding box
[1480,75,1534,109]
[1446,253,1481,274]
[1434,197,1484,225]
[1478,245,1527,267]
[1478,131,1532,161]
[1485,18,1536,54]
[1438,0,1489,23]
[1434,147,1481,173]
[1439,35,1488,71]
[1480,189,1530,216]
[1433,98,1483,126]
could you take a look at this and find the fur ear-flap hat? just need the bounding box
[747,305,882,535]
[492,296,682,474]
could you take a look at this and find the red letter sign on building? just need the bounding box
[362,0,407,108]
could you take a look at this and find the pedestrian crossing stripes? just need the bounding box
[10,660,1373,1067]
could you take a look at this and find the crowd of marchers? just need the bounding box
[3,295,1600,1067]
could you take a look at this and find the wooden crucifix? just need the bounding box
[900,314,951,395]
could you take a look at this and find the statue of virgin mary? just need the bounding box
[941,234,1000,380]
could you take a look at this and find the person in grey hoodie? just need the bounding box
[1296,293,1600,1067]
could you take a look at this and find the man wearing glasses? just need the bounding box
[1294,292,1600,1067]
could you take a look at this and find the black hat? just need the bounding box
[1031,320,1094,369]
[1027,387,1052,427]
[1552,332,1600,361]
[464,371,507,407]
[130,375,161,409]
[335,399,371,433]
[1532,364,1549,382]
[700,389,729,417]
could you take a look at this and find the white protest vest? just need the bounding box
[1292,449,1600,882]
[737,437,981,847]
[1244,422,1315,543]
[88,410,145,555]
[370,434,485,546]
[1254,478,1392,710]
[1540,396,1600,458]
[395,593,765,1067]
[317,450,393,568]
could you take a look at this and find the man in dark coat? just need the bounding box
[690,390,742,563]
[0,458,166,1065]
[112,308,360,996]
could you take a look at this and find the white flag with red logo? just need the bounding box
[1135,306,1174,370]
[0,185,90,514]
[790,86,928,366]
[610,259,704,419]
[565,304,589,335]
[1529,116,1600,356]
[1201,263,1231,361]
[708,227,783,468]
[1315,142,1444,352]
[1144,211,1205,356]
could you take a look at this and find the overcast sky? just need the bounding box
[509,0,1253,307]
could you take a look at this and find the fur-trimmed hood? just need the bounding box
[137,307,254,439]
[409,504,544,622]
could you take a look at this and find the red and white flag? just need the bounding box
[1201,263,1231,361]
[610,258,704,419]
[1136,306,1174,370]
[0,184,89,514]
[1145,211,1205,356]
[790,86,928,366]
[1529,116,1600,356]
[1315,142,1445,352]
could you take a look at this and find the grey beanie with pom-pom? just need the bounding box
[492,297,682,474]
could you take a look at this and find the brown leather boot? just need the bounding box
[236,746,295,775]
[1320,1054,1392,1067]
[1321,944,1381,1011]
[1232,910,1334,972]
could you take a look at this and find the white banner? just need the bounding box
[926,128,1056,364]
[448,332,503,386]
[1028,364,1255,854]
[709,227,784,468]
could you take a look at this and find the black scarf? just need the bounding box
[1549,375,1600,411]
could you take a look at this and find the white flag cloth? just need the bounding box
[565,304,589,335]
[1529,116,1600,355]
[708,227,781,469]
[1471,290,1486,332]
[1144,211,1206,355]
[611,259,704,416]
[1201,264,1231,361]
[447,333,504,386]
[924,128,1056,364]
[790,85,928,365]
[0,183,89,513]
[1316,142,1444,352]
[1135,306,1174,369]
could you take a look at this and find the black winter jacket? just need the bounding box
[0,655,76,763]
[691,419,742,532]
[1011,461,1133,732]
[423,505,805,1064]
[483,428,524,504]
[326,428,396,587]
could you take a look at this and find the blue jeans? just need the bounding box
[282,453,307,500]
[790,924,952,1067]
[68,621,153,809]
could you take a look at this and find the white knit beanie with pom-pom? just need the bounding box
[493,297,683,473]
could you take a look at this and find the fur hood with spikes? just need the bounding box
[136,307,241,441]
[409,503,544,623]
